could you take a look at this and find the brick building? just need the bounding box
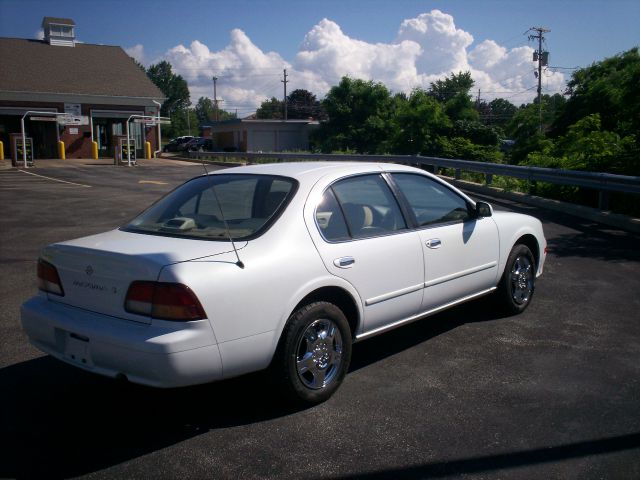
[0,17,164,161]
[202,119,319,152]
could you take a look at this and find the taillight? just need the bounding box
[124,281,206,321]
[38,259,64,296]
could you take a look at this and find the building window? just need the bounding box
[49,24,74,38]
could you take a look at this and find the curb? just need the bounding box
[447,177,640,235]
[166,155,246,168]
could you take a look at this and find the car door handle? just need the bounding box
[334,256,355,268]
[425,238,441,249]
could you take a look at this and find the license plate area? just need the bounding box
[64,332,94,367]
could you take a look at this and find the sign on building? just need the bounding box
[30,116,58,122]
[58,115,89,125]
[64,103,82,117]
[133,118,171,124]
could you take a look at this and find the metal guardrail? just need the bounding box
[189,151,640,209]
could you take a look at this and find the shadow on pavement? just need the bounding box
[0,297,501,479]
[0,358,296,479]
[546,229,640,262]
[470,191,640,262]
[350,296,502,372]
[335,432,640,479]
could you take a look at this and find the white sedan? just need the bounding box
[21,162,546,404]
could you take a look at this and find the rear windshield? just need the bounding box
[122,174,297,240]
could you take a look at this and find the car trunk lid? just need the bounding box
[41,229,245,324]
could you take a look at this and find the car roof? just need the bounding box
[215,161,421,182]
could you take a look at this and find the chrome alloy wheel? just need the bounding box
[510,255,534,305]
[296,318,343,389]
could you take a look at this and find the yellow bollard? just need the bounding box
[145,141,152,159]
[92,141,98,160]
[0,140,4,161]
[58,140,66,160]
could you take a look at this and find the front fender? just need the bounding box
[493,212,547,278]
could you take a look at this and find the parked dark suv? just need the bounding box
[185,138,214,152]
[163,136,194,152]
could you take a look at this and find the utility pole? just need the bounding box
[212,76,219,122]
[528,26,550,133]
[281,69,289,121]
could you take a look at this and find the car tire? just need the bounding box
[272,301,352,405]
[496,244,536,315]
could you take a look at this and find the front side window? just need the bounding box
[123,174,296,240]
[392,173,472,226]
[316,174,406,241]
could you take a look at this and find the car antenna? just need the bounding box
[201,161,245,269]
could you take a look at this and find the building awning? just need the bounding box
[91,109,144,119]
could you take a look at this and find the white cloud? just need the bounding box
[295,18,423,92]
[124,44,146,65]
[151,9,564,113]
[396,10,474,76]
[162,32,292,114]
[35,29,44,40]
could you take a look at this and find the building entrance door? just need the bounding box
[93,116,143,158]
[94,119,125,158]
[28,119,58,158]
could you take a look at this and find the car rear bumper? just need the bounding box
[20,296,223,388]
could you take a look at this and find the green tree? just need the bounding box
[486,98,517,127]
[553,47,640,138]
[506,94,567,164]
[256,97,284,119]
[451,120,500,146]
[146,61,191,138]
[192,98,237,134]
[287,89,322,119]
[166,108,198,138]
[314,77,393,153]
[389,88,450,155]
[444,93,479,121]
[146,61,190,117]
[195,97,215,125]
[429,71,474,103]
[217,110,237,121]
[555,114,638,174]
[438,136,503,162]
[429,71,478,121]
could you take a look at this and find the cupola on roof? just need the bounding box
[42,16,76,47]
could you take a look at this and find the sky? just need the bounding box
[1,0,639,116]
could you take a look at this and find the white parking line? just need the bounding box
[139,180,168,185]
[16,170,92,188]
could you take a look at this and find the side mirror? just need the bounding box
[475,201,492,218]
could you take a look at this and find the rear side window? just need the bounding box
[316,174,406,241]
[392,173,471,226]
[123,174,297,240]
[316,188,350,242]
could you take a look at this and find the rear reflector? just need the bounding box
[125,281,206,321]
[37,259,64,296]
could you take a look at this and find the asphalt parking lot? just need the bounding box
[1,158,639,479]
